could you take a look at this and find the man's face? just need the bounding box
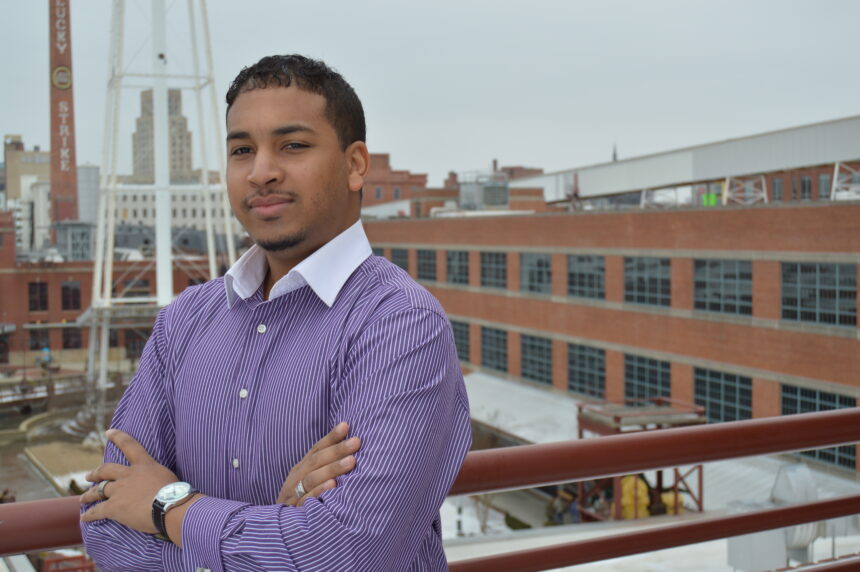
[225,86,366,258]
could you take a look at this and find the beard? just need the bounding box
[256,231,306,252]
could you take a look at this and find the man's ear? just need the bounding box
[346,141,370,193]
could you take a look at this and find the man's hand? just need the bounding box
[80,429,182,534]
[277,421,360,506]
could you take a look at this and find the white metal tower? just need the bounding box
[80,0,236,437]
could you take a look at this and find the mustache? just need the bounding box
[243,190,298,209]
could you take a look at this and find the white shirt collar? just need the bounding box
[224,220,372,308]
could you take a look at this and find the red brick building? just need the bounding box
[0,216,205,367]
[365,201,860,470]
[362,153,428,207]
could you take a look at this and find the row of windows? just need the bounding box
[28,281,82,312]
[468,324,609,398]
[27,328,149,354]
[378,249,856,327]
[452,318,857,469]
[28,327,83,350]
[118,193,222,203]
[771,173,860,202]
[114,208,228,219]
[372,187,402,200]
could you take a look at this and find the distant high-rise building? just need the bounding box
[131,88,194,184]
[76,163,99,224]
[3,135,51,201]
[3,136,53,252]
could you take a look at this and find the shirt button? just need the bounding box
[239,388,249,399]
[231,458,240,469]
[256,324,267,334]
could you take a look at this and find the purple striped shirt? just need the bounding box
[80,227,472,571]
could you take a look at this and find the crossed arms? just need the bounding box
[80,304,471,571]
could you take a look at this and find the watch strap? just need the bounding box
[152,486,199,542]
[152,499,170,541]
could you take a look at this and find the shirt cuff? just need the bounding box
[181,496,249,572]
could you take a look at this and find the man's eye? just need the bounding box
[230,146,252,156]
[284,142,309,150]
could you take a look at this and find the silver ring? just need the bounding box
[294,480,307,498]
[97,480,109,501]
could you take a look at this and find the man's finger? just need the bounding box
[79,481,111,505]
[80,500,108,522]
[302,454,355,493]
[275,486,292,505]
[85,463,130,484]
[297,479,336,507]
[307,436,360,471]
[308,422,349,454]
[106,429,153,465]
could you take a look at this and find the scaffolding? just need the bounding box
[576,398,707,522]
[81,0,236,439]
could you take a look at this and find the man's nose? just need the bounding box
[246,150,284,190]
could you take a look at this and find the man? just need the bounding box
[80,54,471,571]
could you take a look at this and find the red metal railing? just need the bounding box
[0,408,858,569]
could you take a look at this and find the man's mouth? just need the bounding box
[247,194,296,217]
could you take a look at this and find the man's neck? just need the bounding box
[258,217,360,299]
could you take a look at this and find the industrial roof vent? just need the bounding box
[459,172,509,210]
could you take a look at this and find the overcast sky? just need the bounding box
[2,0,858,186]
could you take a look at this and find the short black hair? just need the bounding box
[225,54,366,150]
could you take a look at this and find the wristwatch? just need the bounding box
[152,481,199,541]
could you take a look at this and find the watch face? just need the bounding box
[157,482,192,503]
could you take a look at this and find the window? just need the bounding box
[62,328,82,349]
[447,251,469,285]
[521,334,552,384]
[122,279,150,298]
[391,248,409,271]
[371,247,384,257]
[61,281,81,310]
[791,176,799,201]
[125,329,150,359]
[800,176,812,200]
[450,320,470,362]
[694,368,752,423]
[393,187,401,199]
[481,327,507,373]
[568,344,605,398]
[480,252,507,289]
[417,250,437,281]
[521,253,552,294]
[28,282,48,311]
[782,263,856,327]
[109,329,119,347]
[568,255,605,299]
[624,257,671,306]
[782,385,855,469]
[693,259,752,315]
[818,174,831,200]
[374,187,382,200]
[29,329,50,351]
[772,178,783,202]
[624,355,671,402]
